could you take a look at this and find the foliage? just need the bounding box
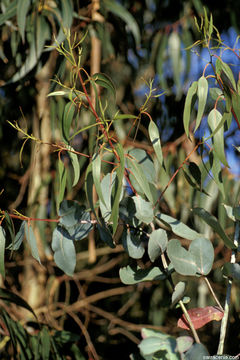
[0,0,240,359]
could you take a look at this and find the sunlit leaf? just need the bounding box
[17,0,31,42]
[183,81,198,137]
[92,72,116,98]
[177,306,224,330]
[92,152,106,206]
[195,76,208,132]
[148,229,167,262]
[157,213,201,240]
[121,228,145,259]
[66,145,80,187]
[189,237,214,275]
[62,102,75,142]
[148,121,163,167]
[172,282,186,306]
[208,109,228,167]
[176,336,193,354]
[133,196,154,224]
[167,239,197,276]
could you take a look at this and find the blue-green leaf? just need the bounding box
[66,145,80,187]
[122,229,145,259]
[0,227,6,278]
[148,229,168,262]
[157,213,201,240]
[172,282,186,306]
[189,237,214,275]
[7,221,25,251]
[119,265,169,285]
[195,76,208,132]
[62,102,75,142]
[57,159,67,211]
[24,222,41,263]
[167,239,197,276]
[133,196,154,224]
[208,109,228,167]
[92,152,106,206]
[183,81,198,137]
[52,226,76,276]
[0,0,17,26]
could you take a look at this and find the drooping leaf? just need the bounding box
[148,121,164,168]
[133,196,154,224]
[62,102,75,142]
[57,158,67,211]
[52,226,76,276]
[192,207,236,249]
[92,72,116,98]
[66,145,80,187]
[103,0,140,46]
[183,81,198,137]
[231,91,240,126]
[148,229,168,262]
[216,58,236,92]
[0,287,36,317]
[110,143,125,233]
[177,306,224,330]
[209,151,225,198]
[121,229,145,259]
[53,0,74,45]
[167,239,197,276]
[7,221,25,251]
[100,172,123,222]
[157,213,201,240]
[119,264,171,285]
[92,152,106,206]
[97,223,115,248]
[172,282,186,306]
[0,227,6,278]
[189,237,214,275]
[24,222,41,263]
[40,327,51,360]
[208,109,228,167]
[195,76,208,132]
[17,0,31,42]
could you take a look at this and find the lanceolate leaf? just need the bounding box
[157,213,201,240]
[209,151,225,198]
[7,221,25,251]
[0,288,36,317]
[0,227,6,278]
[57,158,67,211]
[92,152,106,207]
[0,0,17,26]
[208,109,228,167]
[66,145,80,187]
[62,102,75,142]
[17,0,31,42]
[92,72,116,98]
[103,0,140,46]
[52,226,76,276]
[195,76,208,132]
[24,222,41,263]
[148,121,163,167]
[183,81,198,137]
[193,207,236,249]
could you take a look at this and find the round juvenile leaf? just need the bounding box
[189,237,214,275]
[176,336,193,354]
[119,265,168,285]
[52,226,76,276]
[148,229,168,262]
[167,239,197,276]
[122,229,145,259]
[133,196,154,224]
[157,213,201,240]
[185,343,209,359]
[172,281,186,306]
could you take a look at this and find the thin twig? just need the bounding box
[203,277,224,311]
[217,222,240,354]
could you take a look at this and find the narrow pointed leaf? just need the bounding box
[0,288,36,317]
[208,109,228,167]
[0,0,17,26]
[148,121,163,167]
[0,227,6,278]
[24,222,41,263]
[92,152,106,206]
[193,207,236,249]
[195,76,208,132]
[7,221,25,250]
[62,102,75,142]
[92,72,116,98]
[183,81,198,137]
[17,0,31,42]
[66,145,80,187]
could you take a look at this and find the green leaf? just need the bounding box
[127,149,154,203]
[119,265,170,285]
[103,0,140,46]
[57,158,67,211]
[231,92,240,126]
[172,282,186,306]
[183,81,198,137]
[185,343,209,359]
[133,196,154,224]
[24,222,41,263]
[97,223,115,248]
[52,226,76,276]
[0,227,6,278]
[110,143,124,233]
[122,228,145,259]
[17,0,31,42]
[209,151,225,198]
[66,145,80,187]
[189,237,214,275]
[192,207,236,249]
[92,72,116,98]
[139,336,178,358]
[148,121,163,167]
[216,58,236,92]
[156,213,201,240]
[148,229,168,262]
[0,0,17,26]
[53,0,73,45]
[62,102,75,142]
[0,287,36,317]
[195,76,208,132]
[208,109,228,167]
[176,336,193,354]
[100,172,122,222]
[40,327,51,360]
[92,152,106,206]
[7,221,25,251]
[167,239,197,276]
